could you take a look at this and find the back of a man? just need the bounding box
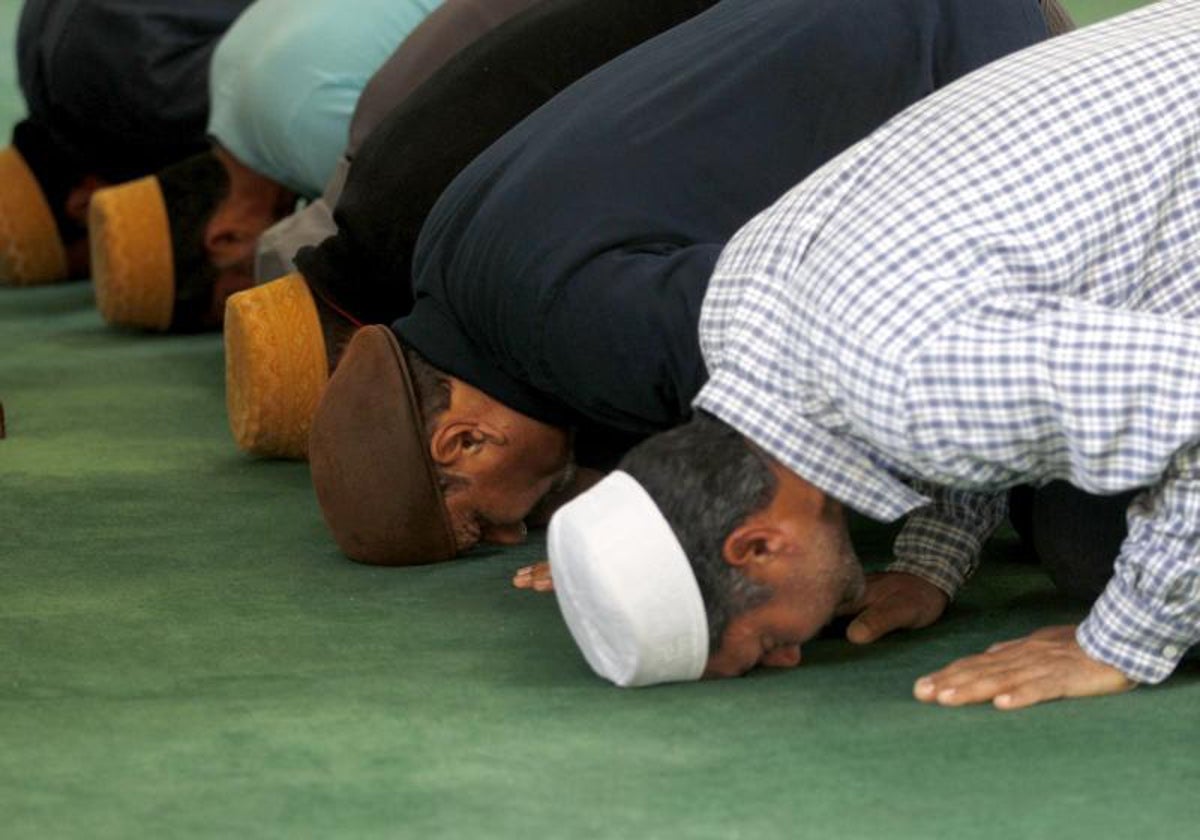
[548,0,1200,705]
[308,0,1060,567]
[2,0,250,284]
[399,0,1054,441]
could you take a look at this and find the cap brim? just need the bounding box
[308,325,457,565]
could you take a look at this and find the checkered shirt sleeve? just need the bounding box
[890,484,1009,597]
[695,0,1200,683]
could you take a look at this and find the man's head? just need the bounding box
[88,144,294,332]
[1,120,108,284]
[308,326,573,565]
[402,341,575,550]
[550,413,863,685]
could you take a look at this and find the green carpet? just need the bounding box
[2,1,1196,837]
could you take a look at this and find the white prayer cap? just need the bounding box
[548,471,709,687]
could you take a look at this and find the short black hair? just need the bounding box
[619,412,776,651]
[156,151,229,331]
[400,338,467,495]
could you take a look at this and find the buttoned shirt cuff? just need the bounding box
[1077,574,1194,685]
[887,487,1006,599]
[888,531,972,599]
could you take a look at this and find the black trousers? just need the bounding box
[1009,483,1139,602]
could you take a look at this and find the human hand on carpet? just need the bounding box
[913,625,1136,710]
[842,571,948,644]
[512,561,554,592]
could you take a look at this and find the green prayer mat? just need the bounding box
[2,1,1196,837]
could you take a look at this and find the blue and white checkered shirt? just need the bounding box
[694,0,1200,685]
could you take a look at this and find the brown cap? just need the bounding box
[308,325,457,565]
[225,273,328,460]
[88,176,174,330]
[0,145,68,285]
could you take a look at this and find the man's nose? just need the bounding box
[482,521,528,545]
[761,644,802,669]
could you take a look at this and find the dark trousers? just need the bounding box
[1009,483,1138,602]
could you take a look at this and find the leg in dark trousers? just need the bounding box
[1028,481,1140,602]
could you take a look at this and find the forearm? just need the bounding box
[1077,449,1200,683]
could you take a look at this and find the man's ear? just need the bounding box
[428,382,513,468]
[64,175,108,225]
[722,523,787,569]
[203,206,252,267]
[430,420,495,467]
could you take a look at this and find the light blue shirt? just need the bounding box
[208,0,442,196]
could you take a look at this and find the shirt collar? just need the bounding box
[695,372,928,521]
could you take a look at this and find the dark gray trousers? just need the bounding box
[1009,483,1138,602]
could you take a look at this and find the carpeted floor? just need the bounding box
[2,1,1196,837]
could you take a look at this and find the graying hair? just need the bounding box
[619,413,775,651]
